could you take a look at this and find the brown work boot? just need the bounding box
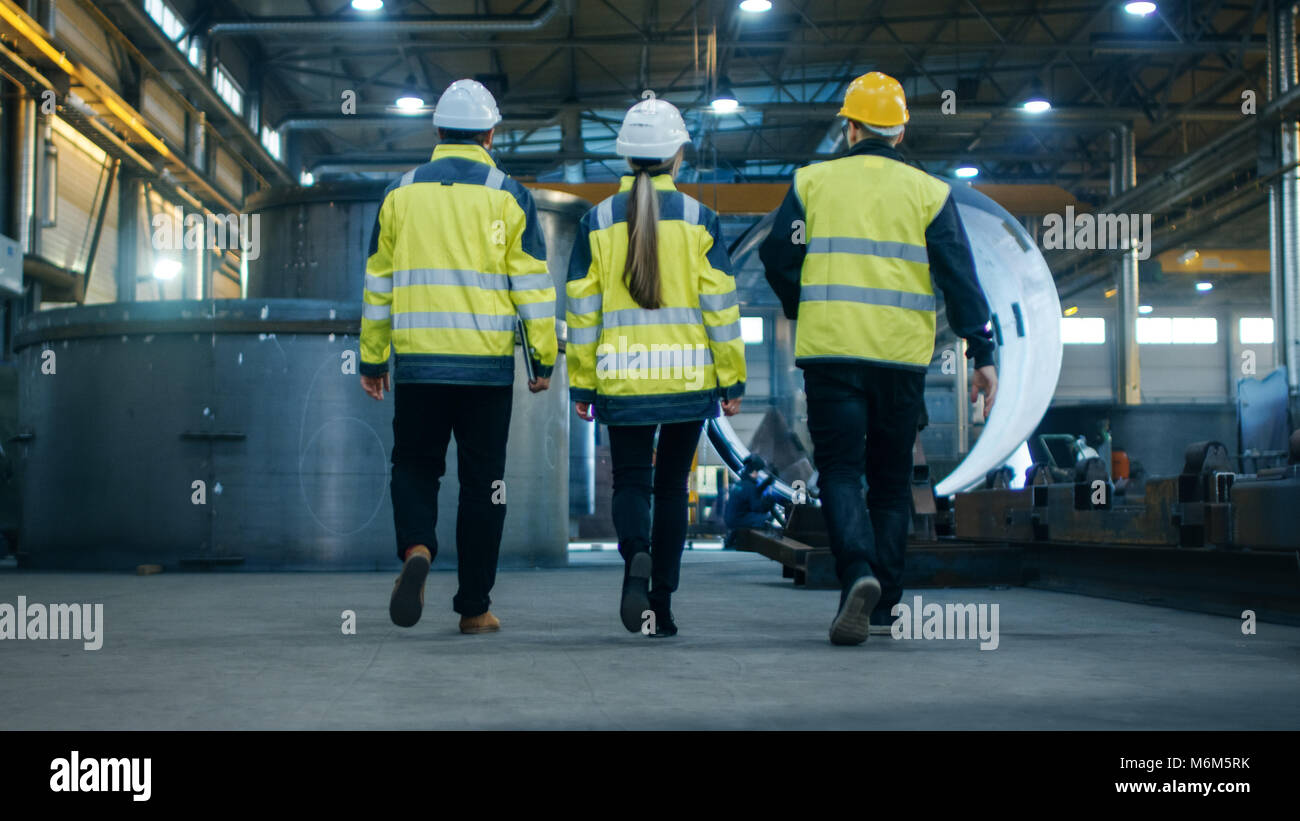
[459,611,501,634]
[389,545,431,628]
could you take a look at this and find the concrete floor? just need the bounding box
[1,551,1297,730]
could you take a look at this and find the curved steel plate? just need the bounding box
[934,184,1061,494]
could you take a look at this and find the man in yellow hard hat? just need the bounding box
[760,71,998,646]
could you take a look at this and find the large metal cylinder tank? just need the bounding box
[246,181,596,518]
[244,182,381,301]
[12,184,590,570]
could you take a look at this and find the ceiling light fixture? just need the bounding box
[711,76,739,113]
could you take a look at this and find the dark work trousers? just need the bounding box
[606,420,705,613]
[804,364,926,620]
[390,382,513,617]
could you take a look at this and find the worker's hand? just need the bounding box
[721,398,742,417]
[528,377,550,393]
[970,365,997,420]
[361,373,390,401]
[574,401,594,422]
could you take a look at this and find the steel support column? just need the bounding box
[115,172,140,303]
[9,92,35,254]
[560,108,585,183]
[12,94,37,257]
[1269,1,1300,394]
[1112,125,1141,405]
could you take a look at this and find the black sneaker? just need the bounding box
[620,552,652,633]
[647,609,678,638]
[829,575,882,646]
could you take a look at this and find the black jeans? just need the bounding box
[390,382,513,617]
[804,364,925,619]
[607,420,705,613]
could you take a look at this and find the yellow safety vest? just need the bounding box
[793,153,951,369]
[360,142,557,385]
[566,175,746,424]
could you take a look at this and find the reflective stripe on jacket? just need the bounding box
[360,141,558,385]
[566,174,746,425]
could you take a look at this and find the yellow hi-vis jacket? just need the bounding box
[360,141,558,385]
[759,138,996,372]
[566,175,746,425]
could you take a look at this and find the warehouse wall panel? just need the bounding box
[42,118,118,303]
[1054,313,1114,403]
[214,147,243,200]
[51,0,120,87]
[139,77,188,151]
[1135,310,1230,403]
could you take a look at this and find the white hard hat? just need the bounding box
[615,96,690,161]
[432,79,502,130]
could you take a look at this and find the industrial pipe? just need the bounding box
[10,92,35,254]
[208,1,559,37]
[276,114,557,131]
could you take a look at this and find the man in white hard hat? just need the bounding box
[360,78,558,635]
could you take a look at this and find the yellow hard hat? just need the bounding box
[837,71,909,128]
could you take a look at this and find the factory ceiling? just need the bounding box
[51,0,1285,283]
[91,0,1272,196]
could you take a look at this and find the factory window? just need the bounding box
[144,0,201,67]
[1136,316,1218,345]
[213,64,244,116]
[144,0,184,41]
[1239,317,1275,345]
[1059,316,1105,344]
[1136,317,1171,344]
[740,316,764,345]
[260,127,282,161]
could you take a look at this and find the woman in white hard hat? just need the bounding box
[566,94,748,637]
